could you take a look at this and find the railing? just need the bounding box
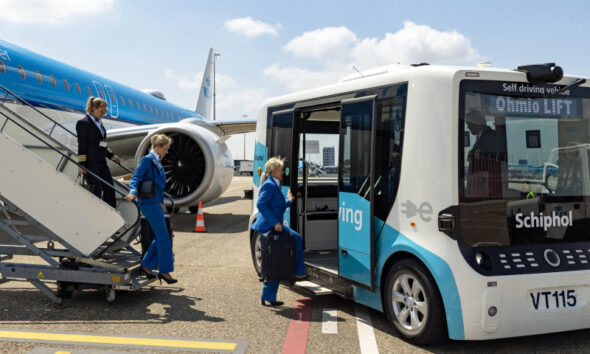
[0,84,141,257]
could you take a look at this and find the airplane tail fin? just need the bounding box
[195,48,214,120]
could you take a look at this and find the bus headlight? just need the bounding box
[475,252,493,271]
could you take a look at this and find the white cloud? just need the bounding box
[282,26,358,61]
[0,0,115,25]
[165,69,236,91]
[224,17,281,39]
[165,69,267,118]
[264,64,345,92]
[266,21,484,91]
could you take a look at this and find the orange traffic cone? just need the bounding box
[193,201,206,232]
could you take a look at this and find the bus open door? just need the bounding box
[338,96,377,289]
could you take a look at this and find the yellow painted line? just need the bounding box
[0,330,237,351]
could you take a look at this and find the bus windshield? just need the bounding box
[459,80,590,247]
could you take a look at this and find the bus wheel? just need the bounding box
[384,259,446,344]
[250,231,262,275]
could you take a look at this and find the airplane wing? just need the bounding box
[209,119,257,135]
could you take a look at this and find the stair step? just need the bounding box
[294,280,333,295]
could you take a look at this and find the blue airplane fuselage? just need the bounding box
[0,39,202,126]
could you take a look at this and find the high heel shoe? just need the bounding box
[261,299,284,307]
[141,267,156,279]
[158,273,178,284]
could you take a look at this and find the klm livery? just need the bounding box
[0,39,255,208]
[249,62,590,343]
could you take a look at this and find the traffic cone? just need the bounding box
[193,201,206,232]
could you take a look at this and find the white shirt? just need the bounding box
[150,150,161,165]
[88,113,105,138]
[272,176,281,187]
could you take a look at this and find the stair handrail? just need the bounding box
[0,109,141,257]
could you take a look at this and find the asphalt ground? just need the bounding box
[1,176,590,353]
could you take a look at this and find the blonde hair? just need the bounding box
[86,96,107,113]
[261,156,285,183]
[150,134,172,149]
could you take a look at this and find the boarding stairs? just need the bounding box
[0,84,155,303]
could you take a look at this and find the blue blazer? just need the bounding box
[129,153,166,204]
[251,177,290,233]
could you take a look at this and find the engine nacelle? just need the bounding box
[134,122,234,207]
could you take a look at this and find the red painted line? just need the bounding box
[281,297,313,354]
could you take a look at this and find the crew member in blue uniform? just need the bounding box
[76,97,120,208]
[125,134,177,284]
[252,157,308,307]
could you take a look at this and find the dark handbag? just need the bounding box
[260,229,297,281]
[137,162,156,198]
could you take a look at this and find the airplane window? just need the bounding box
[86,86,92,96]
[142,103,147,112]
[155,107,159,115]
[128,99,133,109]
[136,101,141,110]
[18,65,26,79]
[0,59,5,74]
[166,111,170,119]
[75,83,81,95]
[63,79,70,91]
[109,92,115,103]
[35,71,42,84]
[119,96,125,106]
[149,105,153,114]
[50,75,57,88]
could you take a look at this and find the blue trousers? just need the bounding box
[261,227,305,302]
[140,202,174,274]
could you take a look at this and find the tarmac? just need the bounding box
[1,176,590,353]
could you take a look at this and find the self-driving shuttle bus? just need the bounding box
[248,62,590,343]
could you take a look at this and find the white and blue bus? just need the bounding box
[249,62,590,343]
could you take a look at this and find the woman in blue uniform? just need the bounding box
[125,134,177,284]
[252,157,308,306]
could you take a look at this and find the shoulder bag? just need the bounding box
[137,161,156,198]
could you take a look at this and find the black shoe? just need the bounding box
[261,300,284,307]
[158,273,178,284]
[142,267,156,279]
[295,274,310,281]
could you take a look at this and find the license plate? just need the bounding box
[529,288,578,311]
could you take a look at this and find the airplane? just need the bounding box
[0,39,255,211]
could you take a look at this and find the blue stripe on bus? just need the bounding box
[352,218,465,340]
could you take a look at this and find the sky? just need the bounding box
[0,0,589,161]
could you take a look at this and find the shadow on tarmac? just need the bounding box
[171,213,249,234]
[0,287,224,325]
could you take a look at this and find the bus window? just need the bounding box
[271,110,294,185]
[459,80,590,246]
[373,84,407,220]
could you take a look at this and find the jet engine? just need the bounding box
[133,121,234,207]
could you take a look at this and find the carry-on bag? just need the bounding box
[260,229,297,281]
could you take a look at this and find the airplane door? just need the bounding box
[104,85,119,118]
[92,81,118,118]
[338,95,376,289]
[270,109,296,228]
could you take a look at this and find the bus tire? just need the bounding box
[384,259,446,345]
[250,231,262,275]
